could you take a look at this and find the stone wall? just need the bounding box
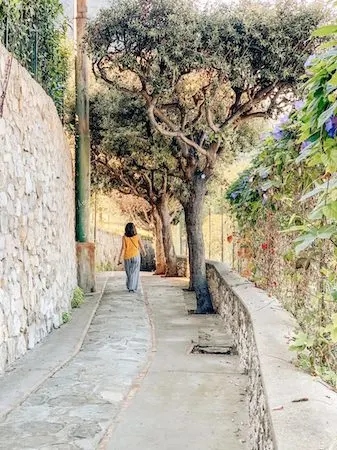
[176,256,189,278]
[0,44,77,373]
[95,229,155,272]
[206,263,273,449]
[206,261,337,450]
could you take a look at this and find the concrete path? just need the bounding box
[0,273,248,449]
[104,275,248,450]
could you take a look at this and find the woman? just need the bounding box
[119,223,146,293]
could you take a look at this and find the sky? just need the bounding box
[61,0,111,21]
[62,0,327,24]
[62,0,236,20]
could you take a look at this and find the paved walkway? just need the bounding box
[0,273,248,450]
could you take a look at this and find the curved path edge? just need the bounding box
[0,272,110,421]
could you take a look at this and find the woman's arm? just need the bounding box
[139,238,146,257]
[119,236,125,263]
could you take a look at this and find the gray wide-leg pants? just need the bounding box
[124,255,141,291]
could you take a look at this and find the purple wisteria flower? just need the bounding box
[300,141,310,152]
[231,191,239,200]
[262,193,268,205]
[295,100,305,111]
[325,115,337,138]
[273,126,283,141]
[272,115,290,141]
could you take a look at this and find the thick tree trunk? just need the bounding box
[153,208,166,275]
[156,193,178,277]
[184,175,214,313]
[186,220,194,290]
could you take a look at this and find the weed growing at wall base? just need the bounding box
[62,312,71,324]
[71,287,85,309]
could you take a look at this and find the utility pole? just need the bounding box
[94,191,97,243]
[75,0,90,242]
[221,188,224,262]
[74,0,95,292]
[179,214,183,256]
[208,206,211,260]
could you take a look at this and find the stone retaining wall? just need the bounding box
[206,262,273,449]
[95,229,155,272]
[206,261,337,450]
[176,256,189,278]
[0,44,77,373]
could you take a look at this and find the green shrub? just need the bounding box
[71,287,85,309]
[62,312,71,324]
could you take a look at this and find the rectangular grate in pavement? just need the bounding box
[190,344,232,355]
[187,309,217,315]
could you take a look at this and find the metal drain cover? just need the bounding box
[187,309,216,315]
[190,344,232,355]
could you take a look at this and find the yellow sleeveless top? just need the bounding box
[124,235,140,260]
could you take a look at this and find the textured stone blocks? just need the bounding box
[0,43,77,373]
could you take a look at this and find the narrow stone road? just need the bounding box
[0,273,248,449]
[104,275,248,450]
[0,274,151,449]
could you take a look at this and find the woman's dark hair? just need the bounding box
[125,222,137,237]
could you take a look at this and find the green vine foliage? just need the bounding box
[296,24,337,252]
[227,110,319,231]
[0,0,70,116]
[227,52,337,386]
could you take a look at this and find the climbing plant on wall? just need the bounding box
[227,109,318,230]
[226,23,337,387]
[0,0,70,116]
[295,24,337,252]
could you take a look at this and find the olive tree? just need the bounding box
[90,88,181,276]
[87,0,322,312]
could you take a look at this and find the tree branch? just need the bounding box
[205,106,220,133]
[239,111,271,123]
[221,82,280,128]
[95,58,142,95]
[96,157,143,198]
[143,171,155,202]
[147,101,209,157]
[188,99,205,127]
